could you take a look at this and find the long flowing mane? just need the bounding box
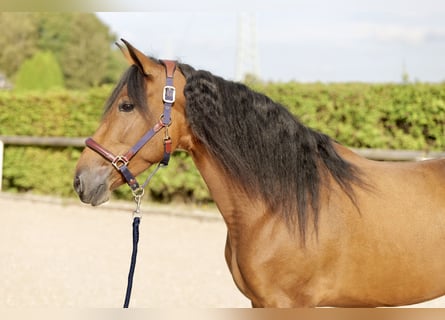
[105,61,364,239]
[183,70,364,239]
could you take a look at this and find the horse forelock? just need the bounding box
[102,65,148,118]
[183,70,364,240]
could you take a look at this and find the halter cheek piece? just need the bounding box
[85,60,177,194]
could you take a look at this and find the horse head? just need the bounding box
[73,40,190,206]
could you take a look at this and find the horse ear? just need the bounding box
[119,39,159,76]
[115,41,134,65]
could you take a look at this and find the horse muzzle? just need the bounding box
[73,166,112,206]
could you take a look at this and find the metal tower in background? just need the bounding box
[235,13,260,82]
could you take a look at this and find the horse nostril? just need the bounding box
[73,175,83,195]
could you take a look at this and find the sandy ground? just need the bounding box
[0,192,249,307]
[1,192,445,308]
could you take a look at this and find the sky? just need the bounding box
[96,0,445,83]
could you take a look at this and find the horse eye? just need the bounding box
[119,102,135,112]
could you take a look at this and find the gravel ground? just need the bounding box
[1,192,445,308]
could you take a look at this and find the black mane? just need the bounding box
[183,70,364,239]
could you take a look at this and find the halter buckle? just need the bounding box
[112,155,129,170]
[163,86,176,104]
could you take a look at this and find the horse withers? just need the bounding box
[74,39,445,307]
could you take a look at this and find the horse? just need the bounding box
[73,39,445,307]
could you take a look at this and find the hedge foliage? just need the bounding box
[1,82,445,202]
[252,82,445,150]
[0,87,210,202]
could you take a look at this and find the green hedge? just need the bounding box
[252,82,445,150]
[1,82,445,202]
[0,87,210,202]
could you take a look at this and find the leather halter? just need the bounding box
[85,60,177,193]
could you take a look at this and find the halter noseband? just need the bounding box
[85,60,177,194]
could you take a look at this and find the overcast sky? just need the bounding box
[96,0,445,83]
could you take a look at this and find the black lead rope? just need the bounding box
[122,189,146,308]
[123,216,140,308]
[121,165,165,308]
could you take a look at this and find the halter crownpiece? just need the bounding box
[85,60,177,194]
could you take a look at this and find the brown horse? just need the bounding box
[74,40,445,307]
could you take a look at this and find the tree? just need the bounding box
[50,13,117,89]
[36,13,118,89]
[0,13,38,78]
[0,12,125,89]
[14,51,65,91]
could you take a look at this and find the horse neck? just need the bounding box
[185,140,266,230]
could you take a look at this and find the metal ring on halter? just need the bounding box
[159,114,172,127]
[112,155,129,170]
[132,188,144,218]
[132,187,145,198]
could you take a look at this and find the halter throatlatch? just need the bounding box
[85,60,177,195]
